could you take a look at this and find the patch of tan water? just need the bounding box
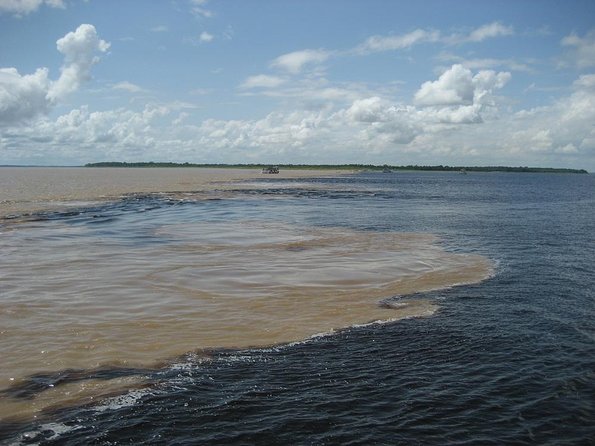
[0,168,492,421]
[0,218,492,421]
[0,167,346,218]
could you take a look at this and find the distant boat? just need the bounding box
[262,166,279,174]
[382,165,393,173]
[459,168,467,175]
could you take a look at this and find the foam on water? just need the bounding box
[15,422,82,445]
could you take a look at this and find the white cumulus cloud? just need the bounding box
[345,97,397,123]
[414,64,510,107]
[414,64,475,106]
[4,104,174,163]
[271,49,330,74]
[0,24,109,126]
[0,67,52,124]
[48,24,110,101]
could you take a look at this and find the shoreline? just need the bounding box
[81,162,589,174]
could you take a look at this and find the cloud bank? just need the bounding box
[4,57,593,168]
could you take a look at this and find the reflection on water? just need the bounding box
[0,198,491,420]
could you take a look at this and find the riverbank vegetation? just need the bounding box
[84,162,588,174]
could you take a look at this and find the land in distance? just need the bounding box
[84,162,588,174]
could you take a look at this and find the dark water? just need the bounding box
[2,171,594,445]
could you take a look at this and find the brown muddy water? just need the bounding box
[0,168,492,422]
[0,167,344,218]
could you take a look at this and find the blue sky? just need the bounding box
[1,0,594,169]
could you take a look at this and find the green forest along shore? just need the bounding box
[84,162,588,174]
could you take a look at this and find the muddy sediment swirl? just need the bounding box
[1,216,492,421]
[0,168,493,421]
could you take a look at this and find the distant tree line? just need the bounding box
[83,161,588,174]
[388,165,589,174]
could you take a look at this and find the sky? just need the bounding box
[1,0,595,169]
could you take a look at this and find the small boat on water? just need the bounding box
[262,166,280,174]
[459,168,467,175]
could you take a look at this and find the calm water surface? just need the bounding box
[1,171,594,445]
